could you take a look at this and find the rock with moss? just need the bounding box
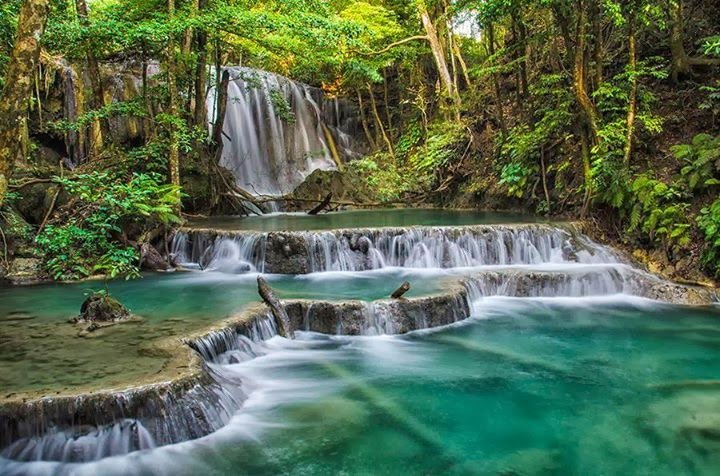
[6,258,45,285]
[73,292,131,325]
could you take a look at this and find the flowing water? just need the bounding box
[0,270,451,395]
[206,67,363,197]
[2,210,720,474]
[4,299,720,475]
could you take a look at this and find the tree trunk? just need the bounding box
[257,276,293,338]
[487,24,508,140]
[391,281,411,299]
[356,90,377,150]
[417,0,460,120]
[624,8,638,169]
[580,128,592,216]
[182,0,199,55]
[0,0,49,206]
[573,0,600,143]
[573,0,599,211]
[76,0,108,156]
[367,83,395,158]
[193,0,209,128]
[307,193,332,215]
[540,144,551,214]
[211,70,230,163]
[591,0,603,89]
[669,0,690,82]
[167,0,180,195]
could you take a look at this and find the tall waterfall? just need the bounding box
[207,67,362,197]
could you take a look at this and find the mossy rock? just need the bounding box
[73,292,131,324]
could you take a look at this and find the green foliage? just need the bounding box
[498,74,572,199]
[626,173,691,251]
[672,134,720,192]
[0,0,21,88]
[499,162,534,198]
[35,172,182,280]
[51,100,147,133]
[592,59,666,207]
[349,154,411,202]
[407,122,466,176]
[697,198,720,278]
[269,89,296,123]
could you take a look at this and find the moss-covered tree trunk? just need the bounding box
[668,0,690,82]
[0,0,49,206]
[193,0,209,127]
[76,0,109,157]
[624,6,638,168]
[167,0,180,196]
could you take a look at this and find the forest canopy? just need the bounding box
[0,0,718,283]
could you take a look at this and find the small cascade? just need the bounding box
[462,267,640,307]
[171,231,265,272]
[189,314,278,365]
[2,419,155,463]
[207,67,363,197]
[173,224,619,274]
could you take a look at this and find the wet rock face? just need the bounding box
[140,242,171,271]
[263,232,310,274]
[6,258,45,285]
[283,290,470,336]
[645,282,717,305]
[74,292,131,324]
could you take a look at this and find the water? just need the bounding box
[5,299,720,475]
[3,214,719,473]
[206,67,362,197]
[174,221,604,274]
[184,208,541,232]
[0,270,451,395]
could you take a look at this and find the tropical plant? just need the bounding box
[35,172,182,280]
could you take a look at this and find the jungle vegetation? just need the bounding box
[0,0,718,281]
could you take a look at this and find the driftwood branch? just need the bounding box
[36,186,61,236]
[391,281,411,299]
[8,178,55,189]
[307,193,332,215]
[257,276,294,338]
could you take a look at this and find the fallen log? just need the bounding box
[307,193,332,215]
[257,276,294,338]
[391,281,411,299]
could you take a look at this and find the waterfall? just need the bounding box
[1,419,156,463]
[207,67,362,197]
[172,224,620,274]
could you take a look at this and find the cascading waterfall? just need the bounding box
[206,67,363,197]
[1,420,156,463]
[172,224,619,274]
[5,221,714,467]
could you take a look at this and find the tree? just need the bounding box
[0,0,49,206]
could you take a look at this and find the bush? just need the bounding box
[35,172,181,280]
[697,198,720,278]
[626,173,691,251]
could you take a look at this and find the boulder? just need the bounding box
[73,292,131,324]
[6,258,45,285]
[140,242,171,271]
